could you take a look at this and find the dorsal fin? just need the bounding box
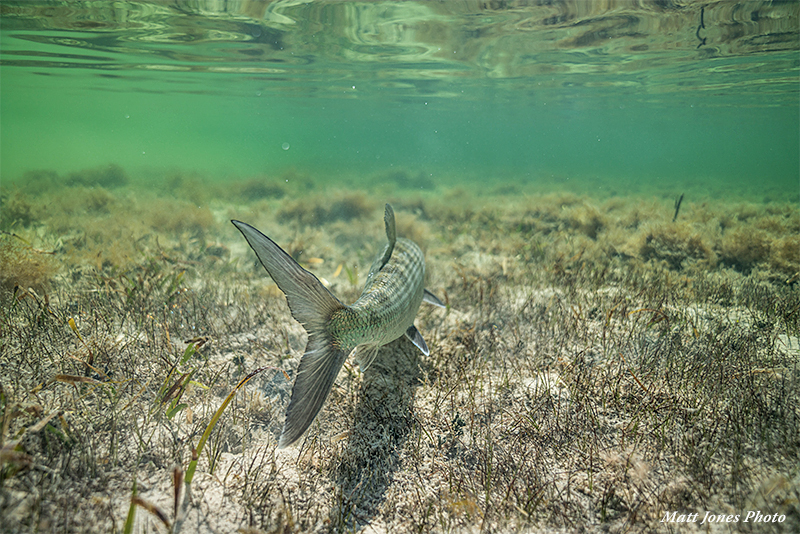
[378,203,396,270]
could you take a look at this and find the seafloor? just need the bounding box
[1,165,799,533]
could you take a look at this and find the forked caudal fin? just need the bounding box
[231,220,349,448]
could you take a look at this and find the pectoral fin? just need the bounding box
[423,289,446,308]
[405,325,430,356]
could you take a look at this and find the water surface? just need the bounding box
[1,1,797,200]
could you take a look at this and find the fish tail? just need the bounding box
[279,328,348,448]
[231,220,350,448]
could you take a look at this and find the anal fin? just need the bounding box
[356,344,380,371]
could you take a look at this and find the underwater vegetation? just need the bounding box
[234,178,287,201]
[637,222,716,270]
[507,192,799,282]
[66,163,129,189]
[380,169,436,191]
[0,233,59,294]
[0,191,35,229]
[14,164,129,193]
[278,192,375,227]
[0,166,798,533]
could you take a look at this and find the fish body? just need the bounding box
[331,237,425,357]
[232,204,442,448]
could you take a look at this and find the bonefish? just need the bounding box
[232,204,444,448]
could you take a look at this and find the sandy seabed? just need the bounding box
[1,166,799,533]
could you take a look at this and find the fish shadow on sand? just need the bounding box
[331,335,421,528]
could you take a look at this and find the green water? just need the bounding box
[1,1,798,199]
